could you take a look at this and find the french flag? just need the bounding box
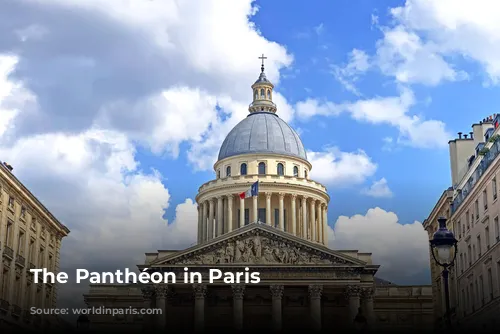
[239,181,259,199]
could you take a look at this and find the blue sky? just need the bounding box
[1,0,500,298]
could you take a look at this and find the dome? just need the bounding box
[218,112,307,161]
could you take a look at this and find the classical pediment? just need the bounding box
[151,223,365,267]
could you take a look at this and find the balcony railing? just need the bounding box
[16,254,26,267]
[452,138,500,214]
[3,246,13,259]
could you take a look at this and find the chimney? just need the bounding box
[458,132,463,139]
[3,162,13,171]
[470,132,473,139]
[464,134,468,139]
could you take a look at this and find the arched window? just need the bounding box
[217,170,221,179]
[260,88,265,98]
[226,166,231,177]
[293,166,299,177]
[277,163,284,176]
[240,163,247,175]
[304,170,308,179]
[267,89,271,99]
[254,89,258,100]
[258,162,266,175]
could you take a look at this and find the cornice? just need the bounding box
[0,165,70,236]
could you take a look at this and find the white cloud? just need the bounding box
[332,49,371,95]
[296,88,451,149]
[307,147,377,186]
[361,178,393,198]
[331,207,430,282]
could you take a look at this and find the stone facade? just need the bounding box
[0,162,70,330]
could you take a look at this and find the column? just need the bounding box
[270,285,284,331]
[309,199,316,241]
[302,196,308,238]
[208,199,215,240]
[316,201,322,243]
[252,195,258,223]
[155,284,168,328]
[266,192,272,226]
[202,202,208,242]
[197,205,202,244]
[232,284,245,330]
[193,284,207,332]
[217,196,223,237]
[345,285,361,326]
[278,193,285,231]
[291,194,297,235]
[141,285,155,331]
[322,204,328,246]
[227,195,233,233]
[239,197,245,228]
[309,284,323,331]
[361,287,375,327]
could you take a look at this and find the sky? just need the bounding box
[2,0,500,308]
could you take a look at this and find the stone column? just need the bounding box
[302,196,308,238]
[141,285,155,331]
[345,285,361,326]
[270,285,284,331]
[252,194,258,223]
[227,195,233,232]
[193,284,207,332]
[309,199,316,241]
[202,201,208,242]
[208,199,215,240]
[361,287,375,327]
[291,194,297,235]
[239,197,245,227]
[155,284,168,328]
[309,284,323,331]
[217,196,223,237]
[232,285,245,330]
[316,201,322,244]
[266,192,272,226]
[197,205,202,244]
[278,193,285,231]
[322,204,327,245]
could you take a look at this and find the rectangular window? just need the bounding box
[274,209,279,228]
[485,226,490,249]
[5,220,13,248]
[17,231,25,256]
[495,217,500,242]
[479,276,484,305]
[257,208,266,224]
[487,268,493,300]
[466,210,470,229]
[475,200,479,220]
[483,189,488,210]
[493,177,497,200]
[477,235,482,257]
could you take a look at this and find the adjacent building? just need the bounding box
[84,61,434,332]
[426,116,500,329]
[0,162,70,330]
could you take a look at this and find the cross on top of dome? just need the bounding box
[249,54,277,114]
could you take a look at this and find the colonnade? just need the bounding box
[197,192,328,245]
[142,284,375,331]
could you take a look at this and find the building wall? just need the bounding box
[0,163,70,328]
[442,116,500,327]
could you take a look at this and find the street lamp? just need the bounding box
[76,314,90,331]
[429,216,458,330]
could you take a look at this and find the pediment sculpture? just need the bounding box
[168,235,349,265]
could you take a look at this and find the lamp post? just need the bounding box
[429,216,458,331]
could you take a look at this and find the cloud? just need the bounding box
[307,147,377,186]
[361,178,393,198]
[296,88,451,149]
[332,49,371,95]
[331,207,430,283]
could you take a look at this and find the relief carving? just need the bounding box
[170,234,346,265]
[141,285,155,300]
[154,284,168,298]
